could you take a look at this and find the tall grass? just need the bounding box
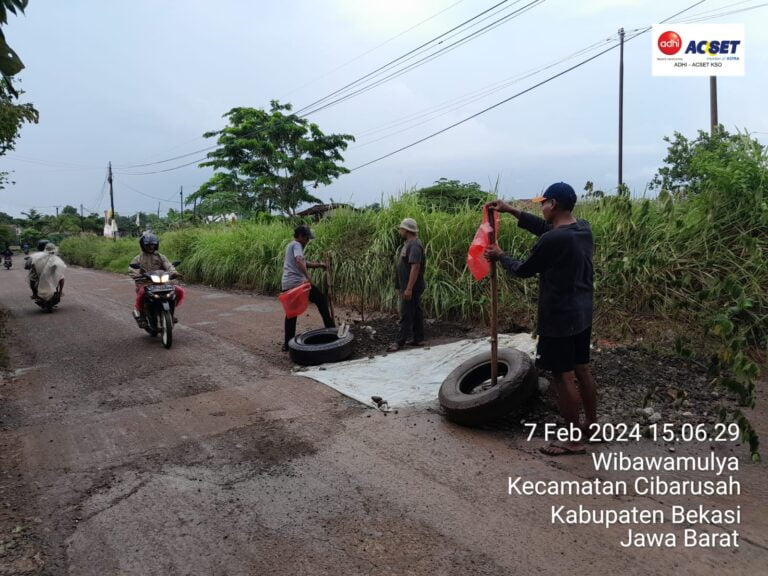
[60,187,768,343]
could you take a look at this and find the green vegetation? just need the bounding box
[414,178,493,213]
[191,100,355,217]
[60,129,767,459]
[1,1,39,189]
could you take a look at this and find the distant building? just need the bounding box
[296,203,352,222]
[205,213,238,224]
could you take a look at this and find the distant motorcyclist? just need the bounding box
[2,245,12,270]
[129,233,186,321]
[24,239,51,298]
[21,242,30,255]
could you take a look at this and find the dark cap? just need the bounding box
[294,225,314,239]
[531,182,577,210]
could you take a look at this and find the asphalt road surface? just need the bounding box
[1,265,766,575]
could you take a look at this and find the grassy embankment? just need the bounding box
[60,189,768,347]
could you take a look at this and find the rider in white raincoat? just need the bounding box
[33,243,66,300]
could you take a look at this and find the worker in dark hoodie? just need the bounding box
[485,182,596,456]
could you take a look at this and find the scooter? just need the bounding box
[3,255,11,270]
[129,261,181,349]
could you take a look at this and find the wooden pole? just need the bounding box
[108,161,116,242]
[325,254,335,322]
[618,27,625,191]
[710,76,718,134]
[488,208,498,386]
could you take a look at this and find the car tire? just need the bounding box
[289,327,354,366]
[438,348,537,426]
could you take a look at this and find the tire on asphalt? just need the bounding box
[289,327,354,366]
[161,309,173,349]
[438,347,537,426]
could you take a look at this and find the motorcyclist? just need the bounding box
[1,245,12,268]
[21,242,30,255]
[30,243,66,302]
[24,239,51,298]
[129,233,186,323]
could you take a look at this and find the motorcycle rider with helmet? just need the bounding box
[129,233,186,324]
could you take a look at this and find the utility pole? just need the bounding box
[108,161,116,241]
[54,206,60,217]
[179,186,184,223]
[157,202,161,219]
[80,204,84,232]
[618,27,625,192]
[710,76,718,134]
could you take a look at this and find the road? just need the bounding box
[1,265,766,575]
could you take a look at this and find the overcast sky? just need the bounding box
[1,0,766,217]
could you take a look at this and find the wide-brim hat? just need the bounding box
[398,218,419,233]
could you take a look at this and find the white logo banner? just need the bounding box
[652,24,744,77]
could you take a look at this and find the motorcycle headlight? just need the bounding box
[160,273,170,283]
[150,274,162,283]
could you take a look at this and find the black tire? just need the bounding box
[438,348,537,427]
[161,309,173,349]
[289,327,354,366]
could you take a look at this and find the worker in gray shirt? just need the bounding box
[388,218,426,352]
[282,226,334,351]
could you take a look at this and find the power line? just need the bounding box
[278,0,469,100]
[674,0,753,19]
[115,179,179,203]
[349,0,708,171]
[294,0,518,115]
[351,36,618,147]
[4,154,104,171]
[298,0,546,117]
[112,145,217,170]
[105,2,541,174]
[113,134,209,168]
[113,156,210,176]
[676,1,768,22]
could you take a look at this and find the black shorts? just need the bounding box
[536,326,591,373]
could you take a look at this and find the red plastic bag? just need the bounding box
[278,282,311,318]
[466,206,500,281]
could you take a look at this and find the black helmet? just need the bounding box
[139,233,159,253]
[37,239,51,252]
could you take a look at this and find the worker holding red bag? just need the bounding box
[281,226,335,351]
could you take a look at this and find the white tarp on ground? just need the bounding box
[298,333,537,409]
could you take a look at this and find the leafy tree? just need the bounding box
[414,178,491,213]
[190,172,264,217]
[650,129,766,197]
[20,207,41,226]
[61,204,78,216]
[0,1,27,79]
[0,1,39,188]
[194,100,354,217]
[0,223,13,245]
